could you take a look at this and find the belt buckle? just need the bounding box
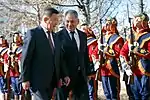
[77,66,81,70]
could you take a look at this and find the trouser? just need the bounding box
[31,87,54,100]
[10,77,22,95]
[125,82,135,100]
[0,76,5,94]
[31,71,57,100]
[62,71,90,100]
[88,76,98,100]
[130,75,150,100]
[102,76,120,100]
[88,78,94,100]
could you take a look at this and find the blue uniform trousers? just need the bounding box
[102,76,120,100]
[10,77,22,95]
[130,75,150,100]
[0,76,5,94]
[88,78,94,100]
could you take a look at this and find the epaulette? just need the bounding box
[87,37,97,46]
[15,46,22,55]
[105,34,113,43]
[0,47,8,56]
[135,32,148,41]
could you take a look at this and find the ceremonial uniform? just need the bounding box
[0,46,7,94]
[81,26,98,100]
[87,37,98,100]
[120,32,150,100]
[4,44,22,96]
[93,17,124,100]
[120,13,150,100]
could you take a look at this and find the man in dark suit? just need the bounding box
[21,7,70,100]
[57,10,90,100]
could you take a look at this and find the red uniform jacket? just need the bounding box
[93,33,124,77]
[0,47,8,76]
[120,32,150,76]
[4,46,22,77]
[87,36,97,62]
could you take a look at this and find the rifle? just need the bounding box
[4,43,13,78]
[127,3,135,84]
[95,19,104,81]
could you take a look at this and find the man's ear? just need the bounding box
[44,16,49,24]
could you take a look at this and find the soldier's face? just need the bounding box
[133,17,142,28]
[13,34,19,43]
[46,14,59,31]
[65,14,79,32]
[80,25,88,32]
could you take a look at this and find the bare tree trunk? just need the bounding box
[78,0,90,24]
[139,0,144,13]
[84,0,90,24]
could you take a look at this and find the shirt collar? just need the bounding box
[66,28,78,35]
[40,24,48,33]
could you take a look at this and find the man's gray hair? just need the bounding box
[65,10,78,18]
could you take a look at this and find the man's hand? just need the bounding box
[22,81,30,90]
[64,76,70,86]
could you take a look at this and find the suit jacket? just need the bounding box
[57,28,90,81]
[21,26,67,89]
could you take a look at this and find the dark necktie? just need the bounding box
[47,32,55,54]
[71,31,78,50]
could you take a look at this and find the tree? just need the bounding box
[0,0,62,37]
[51,0,122,26]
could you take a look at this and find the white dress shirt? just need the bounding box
[67,29,80,51]
[40,25,55,47]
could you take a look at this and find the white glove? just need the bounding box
[133,42,139,47]
[125,65,133,76]
[98,42,107,51]
[94,61,100,71]
[128,44,134,52]
[128,42,139,52]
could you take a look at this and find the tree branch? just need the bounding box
[101,0,115,19]
[0,2,36,16]
[76,0,84,6]
[98,0,105,17]
[107,0,121,17]
[48,1,80,7]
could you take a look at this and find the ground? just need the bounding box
[0,72,129,100]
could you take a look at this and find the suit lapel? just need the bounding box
[63,29,72,41]
[37,26,47,38]
[54,37,58,65]
[54,34,60,80]
[37,26,54,54]
[77,29,84,52]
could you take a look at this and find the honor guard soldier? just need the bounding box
[4,32,23,100]
[0,36,9,100]
[81,23,98,100]
[93,17,124,100]
[120,13,150,100]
